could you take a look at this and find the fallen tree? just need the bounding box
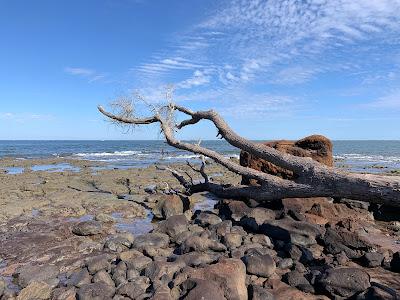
[98,101,400,207]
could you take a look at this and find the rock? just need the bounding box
[112,261,127,287]
[284,270,314,293]
[261,217,323,247]
[181,235,227,253]
[0,279,5,297]
[317,268,371,298]
[180,278,226,300]
[51,287,77,300]
[155,215,188,239]
[277,258,293,269]
[240,207,276,232]
[17,281,52,300]
[72,220,102,236]
[223,233,243,249]
[244,253,276,277]
[174,251,221,267]
[251,234,273,248]
[151,285,174,300]
[17,264,59,288]
[93,270,115,287]
[339,198,370,210]
[356,286,396,300]
[153,194,183,219]
[218,200,251,222]
[116,277,150,299]
[174,258,247,300]
[104,235,133,252]
[249,285,275,300]
[240,135,333,184]
[67,268,92,288]
[362,252,384,268]
[95,213,115,223]
[77,282,115,300]
[195,212,222,226]
[322,227,370,259]
[145,261,184,285]
[85,254,114,274]
[391,251,400,273]
[123,255,152,271]
[133,233,170,251]
[210,220,232,238]
[144,185,157,194]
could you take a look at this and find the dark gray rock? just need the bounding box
[284,270,314,293]
[195,212,222,226]
[155,214,188,239]
[116,277,151,299]
[249,285,275,300]
[223,233,243,249]
[180,278,226,300]
[277,258,293,269]
[362,252,384,268]
[77,282,115,300]
[133,232,170,251]
[318,268,371,298]
[68,268,92,288]
[181,235,226,253]
[173,251,221,267]
[323,227,365,259]
[72,220,102,236]
[104,235,133,253]
[391,251,400,273]
[244,253,276,277]
[261,218,323,247]
[93,270,115,287]
[240,207,276,232]
[85,254,114,275]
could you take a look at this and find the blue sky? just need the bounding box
[1,0,400,140]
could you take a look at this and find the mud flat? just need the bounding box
[0,157,399,299]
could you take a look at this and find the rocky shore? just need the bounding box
[0,157,400,299]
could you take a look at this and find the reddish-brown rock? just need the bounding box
[240,135,333,184]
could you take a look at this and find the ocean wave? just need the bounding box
[74,150,142,157]
[334,154,400,163]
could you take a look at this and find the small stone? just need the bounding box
[51,287,77,300]
[93,270,115,287]
[85,254,113,274]
[72,220,102,236]
[95,213,114,223]
[77,282,115,300]
[104,235,132,253]
[223,233,243,249]
[133,233,170,251]
[251,234,273,248]
[17,281,51,300]
[116,277,151,299]
[67,268,92,288]
[245,253,276,277]
[181,235,227,253]
[362,252,383,268]
[284,270,314,293]
[249,285,275,300]
[277,258,293,269]
[195,212,222,226]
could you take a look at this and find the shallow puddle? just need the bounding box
[3,167,24,174]
[31,163,80,173]
[113,211,154,235]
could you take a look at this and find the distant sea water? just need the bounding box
[0,140,399,173]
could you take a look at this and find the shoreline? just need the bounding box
[0,157,399,298]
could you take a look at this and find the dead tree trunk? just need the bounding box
[98,103,400,207]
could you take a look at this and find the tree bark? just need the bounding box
[98,104,400,207]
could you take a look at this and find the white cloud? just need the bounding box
[0,112,55,122]
[177,70,212,89]
[367,89,400,109]
[65,67,106,82]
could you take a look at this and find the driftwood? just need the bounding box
[98,103,400,207]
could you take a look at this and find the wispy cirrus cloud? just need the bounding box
[0,112,55,122]
[65,67,106,83]
[366,89,400,109]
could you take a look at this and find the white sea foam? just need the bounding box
[74,150,142,157]
[334,154,400,163]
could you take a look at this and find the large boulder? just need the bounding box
[240,135,333,184]
[174,258,247,300]
[317,268,370,298]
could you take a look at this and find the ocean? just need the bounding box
[0,140,399,173]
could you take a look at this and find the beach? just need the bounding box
[0,143,399,299]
